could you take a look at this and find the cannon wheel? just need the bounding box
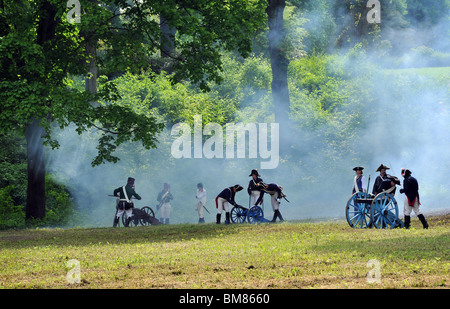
[345,192,371,228]
[140,206,157,226]
[121,208,140,227]
[231,206,247,223]
[371,193,399,229]
[247,206,264,224]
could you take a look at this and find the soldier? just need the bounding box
[215,184,243,224]
[195,183,207,223]
[399,168,428,229]
[113,177,142,227]
[256,182,284,223]
[352,166,366,194]
[372,164,391,195]
[157,183,173,224]
[378,175,401,195]
[247,169,264,207]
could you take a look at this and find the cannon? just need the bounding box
[230,205,270,224]
[120,206,160,227]
[345,191,404,229]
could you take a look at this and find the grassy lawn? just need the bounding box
[0,214,448,289]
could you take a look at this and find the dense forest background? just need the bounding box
[1,0,449,228]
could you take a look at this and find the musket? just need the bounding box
[202,205,210,214]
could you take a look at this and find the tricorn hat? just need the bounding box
[249,169,260,177]
[353,166,364,171]
[376,164,390,172]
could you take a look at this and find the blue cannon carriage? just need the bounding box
[345,177,404,229]
[345,191,404,229]
[230,205,270,224]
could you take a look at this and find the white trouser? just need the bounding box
[196,201,205,218]
[250,190,262,206]
[116,208,133,219]
[216,197,230,214]
[160,202,171,219]
[403,197,422,216]
[271,194,280,211]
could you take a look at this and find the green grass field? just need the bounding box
[0,214,448,289]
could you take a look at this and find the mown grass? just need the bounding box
[0,215,448,289]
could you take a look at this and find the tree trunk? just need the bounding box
[25,119,46,220]
[24,0,58,221]
[266,0,291,155]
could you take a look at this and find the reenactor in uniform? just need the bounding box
[247,169,264,207]
[352,166,367,194]
[157,183,173,224]
[256,182,285,223]
[378,175,401,195]
[195,183,207,223]
[372,164,391,195]
[400,168,429,229]
[113,177,142,227]
[215,184,243,224]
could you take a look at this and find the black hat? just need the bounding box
[401,168,411,177]
[353,166,364,171]
[197,182,203,188]
[234,184,243,192]
[127,177,135,184]
[249,169,260,177]
[376,164,390,172]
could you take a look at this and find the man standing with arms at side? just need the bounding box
[400,168,428,229]
[195,183,207,223]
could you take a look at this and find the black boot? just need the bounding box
[113,217,120,227]
[225,212,230,224]
[404,215,411,229]
[216,214,221,224]
[277,210,284,222]
[165,218,170,225]
[271,211,277,223]
[418,214,428,229]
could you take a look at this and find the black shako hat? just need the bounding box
[127,177,135,184]
[376,164,390,172]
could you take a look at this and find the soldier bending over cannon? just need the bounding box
[256,182,285,223]
[216,184,243,224]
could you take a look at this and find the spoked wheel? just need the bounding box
[121,208,140,227]
[371,193,399,229]
[231,206,247,223]
[140,206,157,226]
[247,206,264,224]
[345,192,372,228]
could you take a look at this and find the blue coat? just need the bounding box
[217,187,237,206]
[401,176,420,206]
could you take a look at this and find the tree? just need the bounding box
[266,0,291,154]
[0,0,262,221]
